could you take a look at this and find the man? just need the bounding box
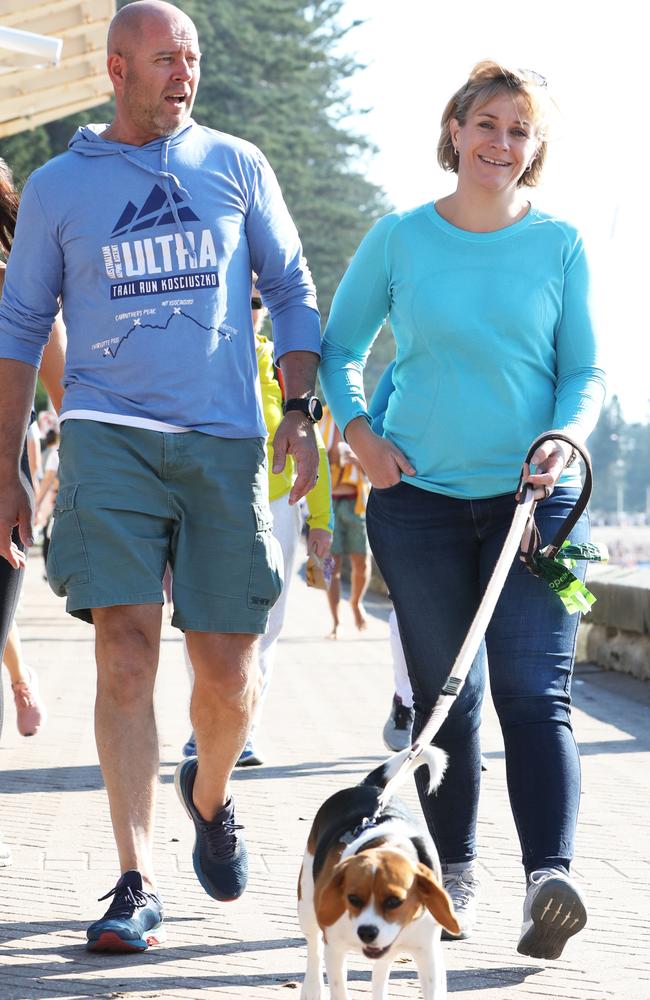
[320,406,371,638]
[0,0,321,953]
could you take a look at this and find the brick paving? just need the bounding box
[1,552,649,1000]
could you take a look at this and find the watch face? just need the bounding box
[308,397,323,422]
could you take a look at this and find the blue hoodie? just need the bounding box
[0,121,320,437]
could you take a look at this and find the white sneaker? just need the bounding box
[517,868,587,960]
[442,862,480,940]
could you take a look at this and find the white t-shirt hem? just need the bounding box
[59,410,192,434]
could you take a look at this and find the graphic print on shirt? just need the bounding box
[97,182,236,359]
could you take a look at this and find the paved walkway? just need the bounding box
[1,552,649,1000]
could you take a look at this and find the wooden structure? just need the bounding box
[0,0,115,139]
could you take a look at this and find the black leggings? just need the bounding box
[0,444,30,741]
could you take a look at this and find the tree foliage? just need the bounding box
[588,396,650,517]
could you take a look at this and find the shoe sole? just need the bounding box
[517,878,587,960]
[235,754,264,767]
[87,925,166,953]
[441,926,473,941]
[382,733,412,753]
[174,758,245,903]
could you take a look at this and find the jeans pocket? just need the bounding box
[247,502,283,613]
[47,484,91,593]
[372,480,404,495]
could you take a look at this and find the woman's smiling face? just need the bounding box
[451,90,541,194]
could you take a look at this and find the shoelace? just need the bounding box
[393,701,414,730]
[97,882,148,918]
[444,871,479,906]
[203,816,245,861]
[528,867,565,888]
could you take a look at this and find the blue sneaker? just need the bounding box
[174,757,248,901]
[182,731,197,758]
[86,870,165,952]
[235,738,264,767]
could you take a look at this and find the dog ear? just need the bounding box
[415,863,461,936]
[315,860,350,928]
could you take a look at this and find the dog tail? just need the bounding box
[362,745,447,798]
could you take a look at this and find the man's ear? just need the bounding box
[415,863,461,936]
[315,859,351,928]
[106,52,127,91]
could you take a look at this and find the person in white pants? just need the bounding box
[382,607,415,751]
[182,289,332,764]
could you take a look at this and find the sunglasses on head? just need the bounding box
[517,68,547,87]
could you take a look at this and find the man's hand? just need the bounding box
[307,527,332,560]
[346,416,415,488]
[272,411,319,505]
[0,473,34,569]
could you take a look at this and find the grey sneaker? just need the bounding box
[382,694,414,752]
[442,863,480,940]
[517,868,587,960]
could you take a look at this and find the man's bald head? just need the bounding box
[107,1,196,57]
[103,0,201,146]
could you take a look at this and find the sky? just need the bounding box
[338,0,647,423]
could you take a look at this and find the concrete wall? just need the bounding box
[369,557,650,683]
[576,566,650,682]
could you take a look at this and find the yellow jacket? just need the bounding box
[256,335,332,532]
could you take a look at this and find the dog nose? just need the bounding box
[357,924,379,944]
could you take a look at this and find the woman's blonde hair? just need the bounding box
[437,61,552,188]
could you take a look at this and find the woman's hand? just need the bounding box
[517,436,576,501]
[345,416,416,489]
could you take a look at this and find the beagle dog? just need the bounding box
[298,746,459,1000]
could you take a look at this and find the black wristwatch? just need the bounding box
[283,395,323,423]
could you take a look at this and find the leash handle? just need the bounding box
[520,431,593,559]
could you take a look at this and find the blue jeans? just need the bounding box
[366,482,589,875]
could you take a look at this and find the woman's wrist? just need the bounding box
[344,414,374,451]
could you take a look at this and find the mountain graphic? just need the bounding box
[111,183,199,237]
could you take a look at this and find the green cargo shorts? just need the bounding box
[47,420,282,633]
[331,496,370,556]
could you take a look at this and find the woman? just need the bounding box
[0,157,65,817]
[320,62,605,960]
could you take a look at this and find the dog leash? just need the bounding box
[377,431,600,809]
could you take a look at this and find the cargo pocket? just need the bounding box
[47,483,91,594]
[247,501,283,612]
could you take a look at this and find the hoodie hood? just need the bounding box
[69,122,196,252]
[68,121,195,157]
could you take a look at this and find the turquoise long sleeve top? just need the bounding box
[320,204,606,499]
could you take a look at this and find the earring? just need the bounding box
[454,146,459,156]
